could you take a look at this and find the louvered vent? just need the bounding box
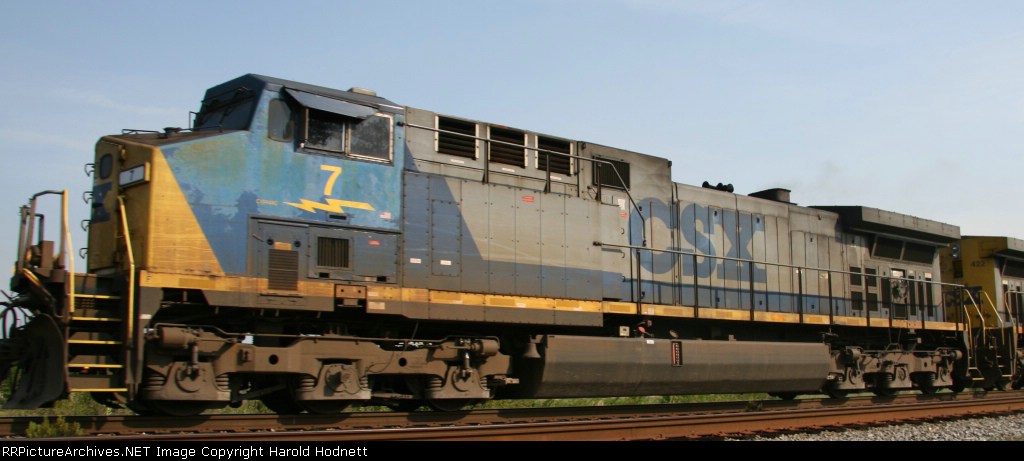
[593,157,631,190]
[437,117,477,159]
[268,249,298,291]
[489,126,526,167]
[318,237,350,268]
[538,136,572,176]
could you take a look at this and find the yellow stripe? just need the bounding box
[753,311,801,323]
[651,305,694,318]
[603,302,636,314]
[68,364,123,369]
[137,274,974,332]
[697,308,747,321]
[427,290,603,312]
[803,314,830,325]
[892,319,915,329]
[832,316,868,327]
[925,321,959,331]
[71,317,121,322]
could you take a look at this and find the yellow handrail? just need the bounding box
[961,288,983,374]
[117,196,135,341]
[965,288,987,333]
[980,290,1016,378]
[61,190,74,315]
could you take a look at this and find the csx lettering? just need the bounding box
[639,201,767,282]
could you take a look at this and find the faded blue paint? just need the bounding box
[161,91,404,275]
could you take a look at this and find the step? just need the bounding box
[69,297,122,311]
[68,339,123,345]
[69,307,122,318]
[68,374,126,393]
[71,293,121,301]
[68,330,122,342]
[68,363,123,369]
[70,316,122,322]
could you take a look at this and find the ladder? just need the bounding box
[65,274,128,395]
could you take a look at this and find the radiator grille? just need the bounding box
[268,249,298,291]
[538,136,571,176]
[489,126,526,167]
[437,117,477,159]
[318,237,350,268]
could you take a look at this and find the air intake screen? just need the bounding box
[268,249,298,291]
[318,237,350,269]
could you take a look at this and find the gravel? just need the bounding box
[730,413,1024,441]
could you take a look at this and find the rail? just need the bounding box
[961,288,984,378]
[11,392,1024,441]
[117,196,136,344]
[62,190,75,316]
[979,290,1015,379]
[14,190,73,318]
[593,241,963,325]
[16,190,66,273]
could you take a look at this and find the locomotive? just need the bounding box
[0,74,1019,415]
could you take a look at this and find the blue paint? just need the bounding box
[161,90,404,275]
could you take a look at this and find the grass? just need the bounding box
[475,393,771,409]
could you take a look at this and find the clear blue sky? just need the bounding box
[2,1,1022,273]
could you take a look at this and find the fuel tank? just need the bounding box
[515,335,832,398]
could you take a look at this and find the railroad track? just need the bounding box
[6,391,1024,441]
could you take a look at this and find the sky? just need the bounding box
[1,1,1022,275]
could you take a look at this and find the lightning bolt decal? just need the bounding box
[284,198,376,214]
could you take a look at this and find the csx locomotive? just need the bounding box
[1,74,1020,415]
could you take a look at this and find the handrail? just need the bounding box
[958,288,977,373]
[1007,290,1020,378]
[962,287,988,377]
[979,290,1015,378]
[594,240,962,319]
[17,190,64,273]
[117,196,136,342]
[964,289,987,333]
[980,291,1003,330]
[62,190,75,316]
[594,241,963,290]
